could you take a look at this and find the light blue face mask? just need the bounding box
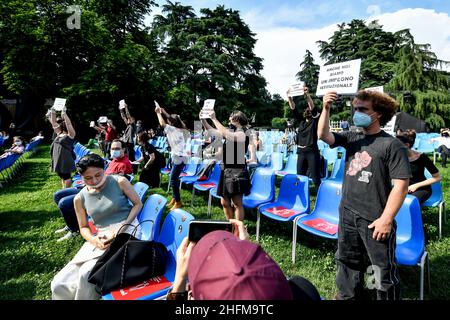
[111,150,122,159]
[353,111,374,128]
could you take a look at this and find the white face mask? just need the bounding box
[85,174,107,189]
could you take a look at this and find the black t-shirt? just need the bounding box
[409,153,439,192]
[292,108,320,149]
[142,142,164,168]
[331,130,411,221]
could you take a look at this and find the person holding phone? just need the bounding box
[167,219,321,300]
[47,106,76,189]
[51,153,142,300]
[155,103,189,210]
[318,90,410,300]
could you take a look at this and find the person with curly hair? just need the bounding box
[318,90,411,300]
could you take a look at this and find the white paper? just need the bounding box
[200,99,215,119]
[316,59,361,96]
[119,99,126,109]
[98,116,108,123]
[53,98,67,111]
[365,86,384,93]
[154,100,160,108]
[90,121,95,128]
[288,82,305,97]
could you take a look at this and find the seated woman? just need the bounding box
[397,130,441,204]
[51,154,143,300]
[0,136,25,159]
[135,131,165,188]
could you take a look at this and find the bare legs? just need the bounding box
[220,194,245,221]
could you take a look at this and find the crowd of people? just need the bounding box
[17,88,442,301]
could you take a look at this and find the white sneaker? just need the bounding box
[57,231,79,242]
[55,226,70,234]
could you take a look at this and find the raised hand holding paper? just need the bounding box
[316,59,361,96]
[365,86,384,93]
[90,121,95,128]
[288,82,305,97]
[119,99,126,109]
[200,99,215,119]
[53,98,67,112]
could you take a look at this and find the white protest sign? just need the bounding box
[288,82,305,97]
[200,99,215,119]
[316,59,361,96]
[119,99,126,109]
[53,98,67,111]
[365,86,384,93]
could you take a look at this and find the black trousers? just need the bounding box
[335,206,400,300]
[411,189,432,204]
[297,147,321,187]
[437,145,450,166]
[125,142,135,162]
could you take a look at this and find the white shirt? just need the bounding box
[164,125,189,164]
[431,137,450,148]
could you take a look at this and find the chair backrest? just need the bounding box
[132,182,149,203]
[269,152,284,171]
[134,146,142,160]
[423,169,443,204]
[256,151,270,166]
[248,168,275,199]
[322,147,338,165]
[157,209,195,280]
[284,154,298,173]
[183,159,200,176]
[395,195,425,250]
[312,180,342,221]
[138,194,167,241]
[329,157,345,180]
[277,174,310,212]
[208,163,221,183]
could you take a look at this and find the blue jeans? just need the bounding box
[53,188,80,232]
[170,163,185,201]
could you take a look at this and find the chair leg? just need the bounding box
[419,252,428,300]
[191,188,195,207]
[441,202,446,224]
[426,253,431,295]
[439,204,442,239]
[292,219,298,264]
[256,211,261,242]
[207,193,212,218]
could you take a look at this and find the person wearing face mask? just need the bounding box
[318,90,411,300]
[0,136,26,159]
[287,86,322,191]
[200,110,255,221]
[135,131,166,188]
[105,139,132,176]
[51,153,142,300]
[53,140,131,242]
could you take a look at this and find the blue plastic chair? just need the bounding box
[102,209,194,300]
[422,169,446,238]
[268,152,284,172]
[134,146,142,160]
[192,163,221,211]
[207,186,222,217]
[131,182,149,205]
[138,194,167,241]
[395,195,430,300]
[257,175,310,241]
[243,168,276,210]
[276,153,298,177]
[292,179,342,263]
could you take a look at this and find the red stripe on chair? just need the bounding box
[110,276,172,300]
[302,218,338,235]
[265,206,300,218]
[198,183,216,188]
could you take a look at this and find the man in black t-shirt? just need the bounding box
[287,86,322,189]
[318,90,411,300]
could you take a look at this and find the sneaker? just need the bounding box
[57,231,79,242]
[55,226,70,234]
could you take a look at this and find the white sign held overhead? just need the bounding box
[288,82,305,97]
[365,86,384,93]
[53,98,67,111]
[200,99,215,119]
[316,59,362,96]
[119,99,126,109]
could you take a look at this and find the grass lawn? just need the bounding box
[0,144,449,300]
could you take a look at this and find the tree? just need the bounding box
[296,50,320,93]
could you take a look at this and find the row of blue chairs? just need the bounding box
[0,138,43,188]
[74,142,91,163]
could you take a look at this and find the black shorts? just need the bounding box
[57,172,72,180]
[217,166,251,198]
